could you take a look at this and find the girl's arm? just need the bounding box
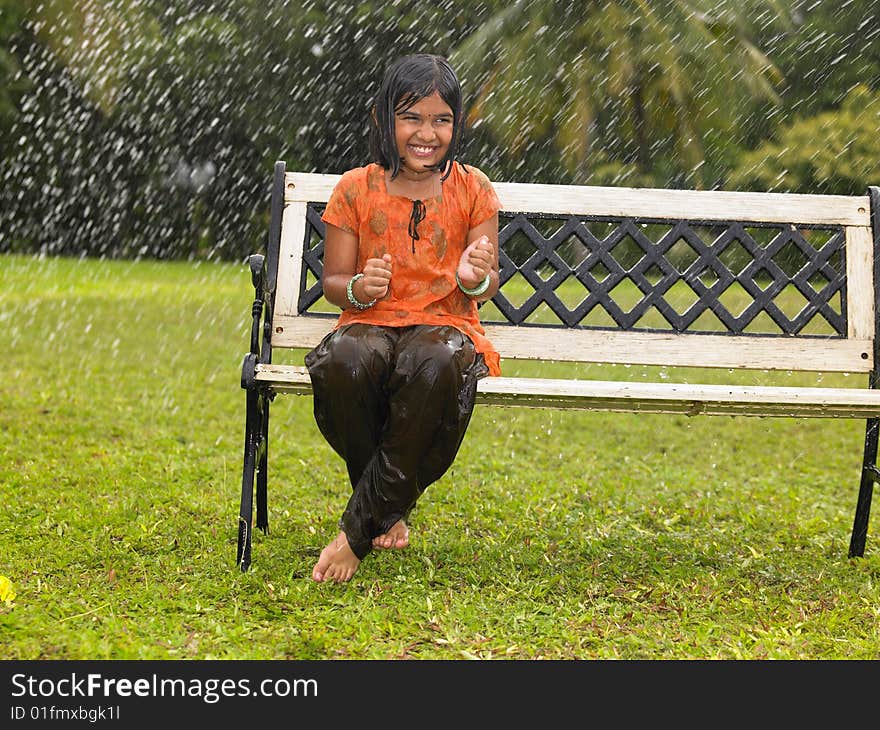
[458,213,500,303]
[322,223,391,309]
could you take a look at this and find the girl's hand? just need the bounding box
[457,235,494,289]
[360,253,392,300]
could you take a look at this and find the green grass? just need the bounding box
[2,253,879,660]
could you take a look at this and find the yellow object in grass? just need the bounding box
[0,575,16,606]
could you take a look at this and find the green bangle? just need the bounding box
[456,271,491,296]
[346,273,376,310]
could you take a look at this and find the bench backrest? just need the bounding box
[261,161,879,374]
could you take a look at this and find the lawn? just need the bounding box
[2,253,879,660]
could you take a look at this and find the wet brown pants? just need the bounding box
[305,324,488,559]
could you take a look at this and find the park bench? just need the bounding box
[237,160,880,572]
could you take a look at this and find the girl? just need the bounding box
[305,53,502,582]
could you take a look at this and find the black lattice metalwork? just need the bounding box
[299,204,327,312]
[299,203,847,337]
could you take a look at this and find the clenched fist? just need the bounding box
[457,235,494,289]
[359,253,393,301]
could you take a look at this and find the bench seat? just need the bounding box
[255,363,880,418]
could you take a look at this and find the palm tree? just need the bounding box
[452,0,790,187]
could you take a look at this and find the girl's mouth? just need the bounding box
[408,144,437,158]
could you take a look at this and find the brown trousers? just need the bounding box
[304,324,488,559]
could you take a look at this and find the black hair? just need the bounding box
[369,54,464,181]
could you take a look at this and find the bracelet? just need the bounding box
[346,273,376,310]
[456,271,491,297]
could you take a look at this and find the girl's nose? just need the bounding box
[417,120,436,140]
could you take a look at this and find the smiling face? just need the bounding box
[394,91,454,177]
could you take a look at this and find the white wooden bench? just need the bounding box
[237,160,880,571]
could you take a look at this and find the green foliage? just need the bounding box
[770,0,880,116]
[3,254,880,659]
[1,0,879,258]
[729,85,880,193]
[0,1,493,260]
[0,0,28,137]
[452,0,785,188]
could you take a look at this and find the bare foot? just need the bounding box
[372,519,409,550]
[312,531,361,583]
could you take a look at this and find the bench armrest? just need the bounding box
[247,254,266,357]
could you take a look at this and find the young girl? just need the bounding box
[305,53,502,582]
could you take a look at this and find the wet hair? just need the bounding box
[369,54,464,181]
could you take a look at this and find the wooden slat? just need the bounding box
[476,376,880,417]
[254,364,312,393]
[268,314,874,373]
[270,313,335,348]
[492,183,870,226]
[273,201,308,319]
[284,173,338,203]
[847,226,875,341]
[284,172,871,226]
[483,325,874,373]
[254,364,880,418]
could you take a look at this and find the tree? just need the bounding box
[452,0,789,188]
[728,84,880,194]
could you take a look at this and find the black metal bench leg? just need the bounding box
[237,387,262,571]
[256,396,270,535]
[849,418,879,558]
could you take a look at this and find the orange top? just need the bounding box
[321,161,503,376]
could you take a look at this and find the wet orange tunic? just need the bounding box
[321,161,503,376]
